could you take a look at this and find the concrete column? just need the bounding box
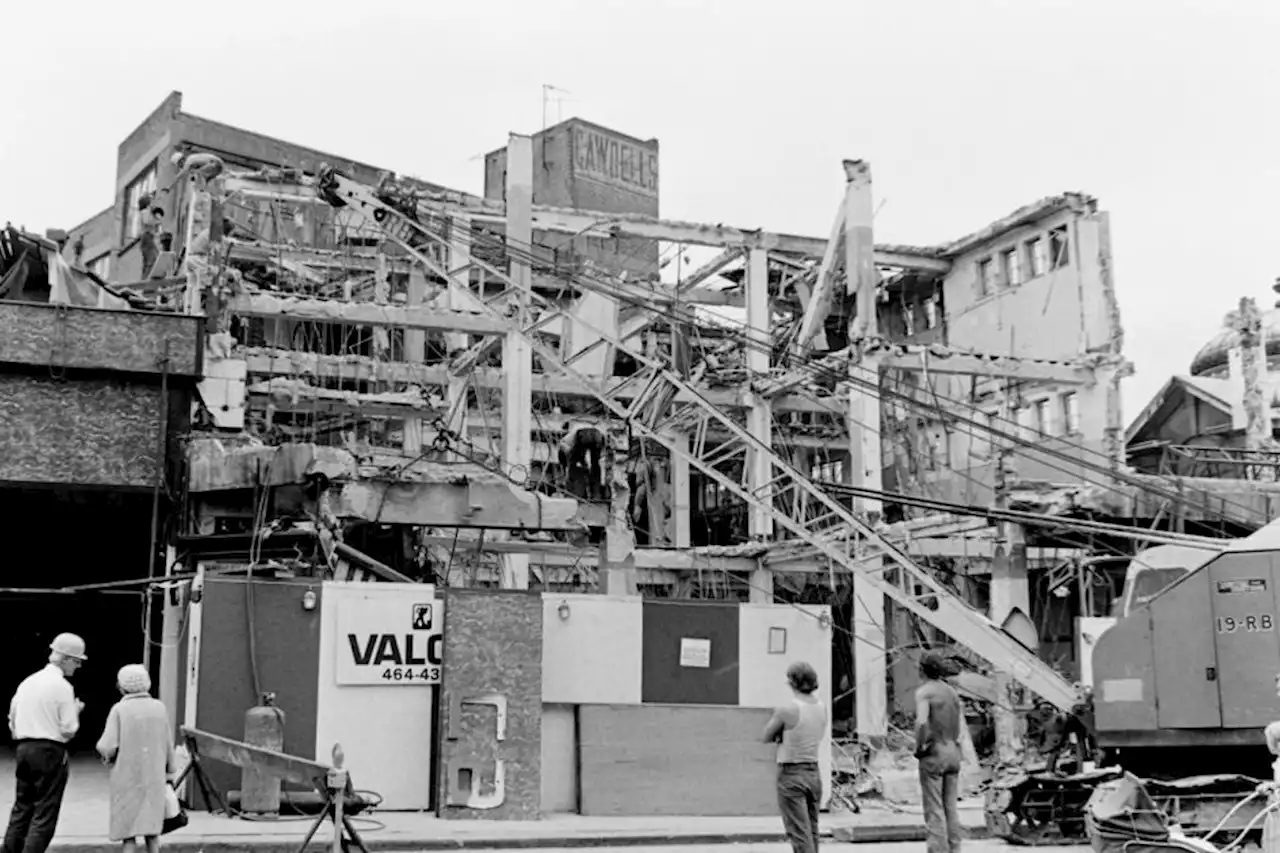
[745,248,774,603]
[849,356,887,742]
[600,452,638,596]
[844,160,878,342]
[990,522,1031,768]
[445,218,473,437]
[989,368,1031,767]
[1232,297,1276,480]
[668,432,692,548]
[990,525,1031,623]
[500,134,534,590]
[403,266,428,455]
[844,158,887,743]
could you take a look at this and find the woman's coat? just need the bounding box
[96,694,174,842]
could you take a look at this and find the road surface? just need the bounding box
[449,844,1080,853]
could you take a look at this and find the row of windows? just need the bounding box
[811,459,844,482]
[902,296,940,336]
[985,391,1081,446]
[975,225,1070,298]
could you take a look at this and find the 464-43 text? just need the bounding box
[381,667,441,682]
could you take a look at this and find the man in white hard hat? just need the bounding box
[2,634,86,853]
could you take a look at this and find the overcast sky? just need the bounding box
[3,0,1277,416]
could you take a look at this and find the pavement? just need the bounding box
[5,757,996,852]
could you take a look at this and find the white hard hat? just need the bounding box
[49,633,87,662]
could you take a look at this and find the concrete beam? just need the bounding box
[766,536,1081,574]
[187,440,355,493]
[225,241,416,274]
[419,536,760,572]
[240,348,842,414]
[760,345,1094,401]
[466,206,950,272]
[680,287,743,308]
[794,182,855,355]
[244,381,847,450]
[226,293,508,335]
[224,170,950,271]
[463,562,677,587]
[329,472,604,530]
[677,248,743,292]
[226,239,747,308]
[247,378,441,420]
[878,349,1094,385]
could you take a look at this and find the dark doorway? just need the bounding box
[0,487,156,756]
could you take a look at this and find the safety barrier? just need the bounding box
[175,726,367,853]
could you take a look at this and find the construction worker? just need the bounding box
[3,633,87,853]
[915,652,964,853]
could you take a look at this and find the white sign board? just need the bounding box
[680,637,711,668]
[336,595,444,686]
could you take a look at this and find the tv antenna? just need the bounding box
[542,85,572,131]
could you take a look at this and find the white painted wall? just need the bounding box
[737,603,834,809]
[943,209,1115,361]
[541,594,643,704]
[314,582,439,811]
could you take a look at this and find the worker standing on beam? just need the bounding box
[915,652,964,853]
[3,633,87,853]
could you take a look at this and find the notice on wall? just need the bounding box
[336,596,444,686]
[679,637,711,668]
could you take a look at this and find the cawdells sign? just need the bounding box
[336,597,444,685]
[572,124,659,199]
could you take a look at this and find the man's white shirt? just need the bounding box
[8,664,79,743]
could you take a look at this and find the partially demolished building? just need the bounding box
[3,89,1267,817]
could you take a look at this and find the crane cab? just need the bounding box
[1091,528,1280,777]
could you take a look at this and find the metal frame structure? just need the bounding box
[185,146,1095,712]
[163,134,1253,740]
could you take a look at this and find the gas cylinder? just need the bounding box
[241,693,285,814]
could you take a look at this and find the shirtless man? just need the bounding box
[915,652,964,853]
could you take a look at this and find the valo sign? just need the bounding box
[336,597,444,686]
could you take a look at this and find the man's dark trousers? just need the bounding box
[919,763,962,853]
[777,761,822,853]
[2,741,69,853]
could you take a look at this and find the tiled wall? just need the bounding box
[438,589,544,820]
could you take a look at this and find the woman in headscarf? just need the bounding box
[96,664,175,853]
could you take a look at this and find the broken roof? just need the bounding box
[941,192,1098,259]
